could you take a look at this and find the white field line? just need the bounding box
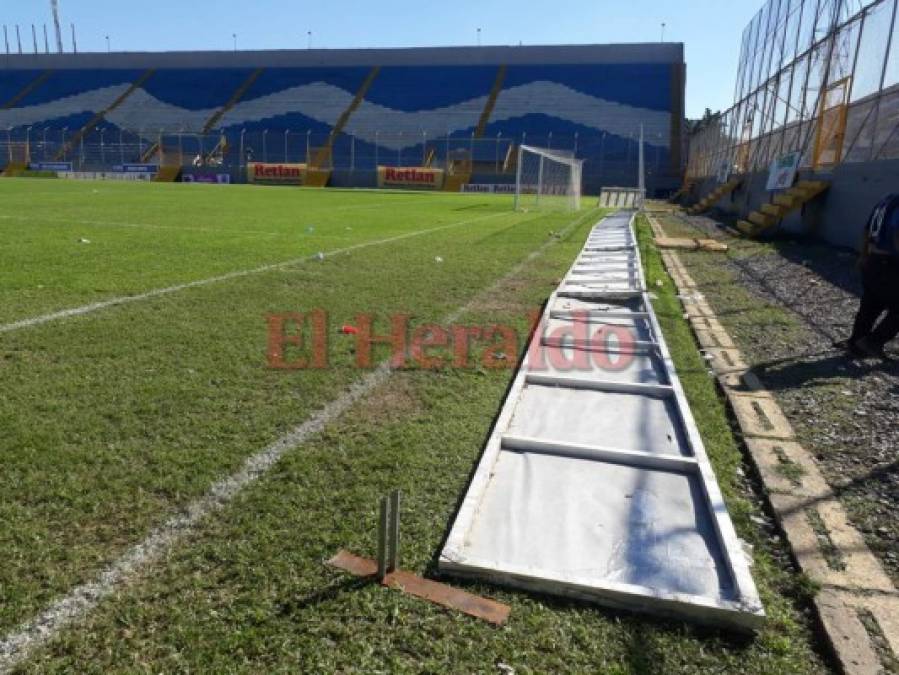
[0,196,461,236]
[0,213,286,237]
[0,207,596,673]
[0,211,508,336]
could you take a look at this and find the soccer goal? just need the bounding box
[514,145,584,212]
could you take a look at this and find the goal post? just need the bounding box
[514,145,583,212]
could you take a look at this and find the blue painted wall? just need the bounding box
[1,55,682,193]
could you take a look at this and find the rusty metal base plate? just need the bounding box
[326,550,510,626]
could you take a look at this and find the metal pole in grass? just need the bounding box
[376,490,402,581]
[388,490,401,573]
[377,496,389,581]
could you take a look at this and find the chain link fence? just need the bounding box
[688,0,899,179]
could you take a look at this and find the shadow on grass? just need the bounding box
[277,577,372,616]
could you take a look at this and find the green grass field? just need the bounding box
[0,180,829,672]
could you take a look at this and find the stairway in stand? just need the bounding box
[669,178,696,203]
[687,178,741,214]
[737,180,829,237]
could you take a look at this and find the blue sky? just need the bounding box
[1,0,760,118]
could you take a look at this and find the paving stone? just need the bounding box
[727,391,796,440]
[815,588,883,675]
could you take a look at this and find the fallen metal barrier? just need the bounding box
[440,211,764,631]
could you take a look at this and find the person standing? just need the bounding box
[847,193,899,360]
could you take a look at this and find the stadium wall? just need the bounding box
[689,158,899,249]
[0,44,686,195]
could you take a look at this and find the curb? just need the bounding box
[649,213,899,674]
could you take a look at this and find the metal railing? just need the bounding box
[2,127,677,190]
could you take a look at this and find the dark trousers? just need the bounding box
[850,255,899,348]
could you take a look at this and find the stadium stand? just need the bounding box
[0,44,686,193]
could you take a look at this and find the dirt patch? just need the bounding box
[465,276,545,316]
[351,375,424,428]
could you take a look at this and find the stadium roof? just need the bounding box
[1,42,684,70]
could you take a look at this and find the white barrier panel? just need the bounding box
[440,211,765,632]
[599,187,645,208]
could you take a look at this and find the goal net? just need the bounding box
[514,145,583,212]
